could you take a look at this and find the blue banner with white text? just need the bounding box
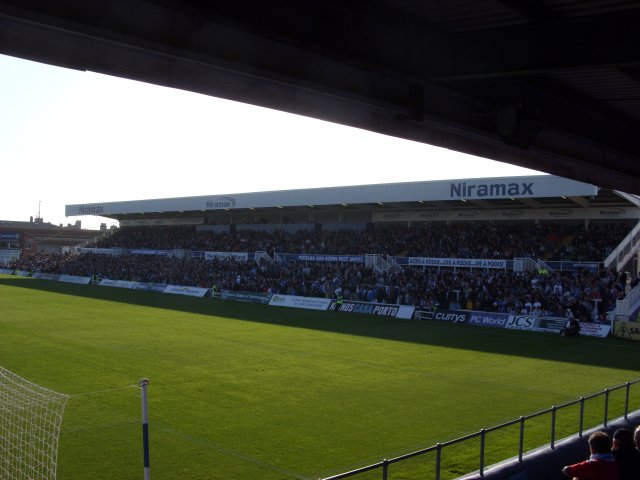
[282,253,366,263]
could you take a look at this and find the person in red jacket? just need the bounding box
[562,431,619,480]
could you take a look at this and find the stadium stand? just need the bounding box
[8,220,633,321]
[5,175,639,322]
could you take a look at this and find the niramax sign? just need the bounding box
[66,176,598,217]
[446,176,596,200]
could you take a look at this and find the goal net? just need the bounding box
[0,366,69,480]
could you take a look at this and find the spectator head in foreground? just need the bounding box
[588,431,613,455]
[612,428,634,450]
[562,431,618,479]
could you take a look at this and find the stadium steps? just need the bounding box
[613,281,640,321]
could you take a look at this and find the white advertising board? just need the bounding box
[269,295,332,311]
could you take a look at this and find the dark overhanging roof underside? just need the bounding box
[1,0,639,193]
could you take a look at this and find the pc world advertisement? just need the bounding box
[468,312,508,328]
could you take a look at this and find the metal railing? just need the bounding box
[512,258,537,272]
[535,258,553,273]
[365,254,394,273]
[254,250,274,263]
[614,282,640,320]
[321,379,640,480]
[604,220,640,271]
[385,255,404,272]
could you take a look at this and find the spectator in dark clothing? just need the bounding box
[561,309,580,337]
[612,428,640,480]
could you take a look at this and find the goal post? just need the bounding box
[0,366,69,480]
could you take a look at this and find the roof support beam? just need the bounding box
[567,196,590,208]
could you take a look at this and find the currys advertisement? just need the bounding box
[428,309,469,324]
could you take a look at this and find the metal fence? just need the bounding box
[321,379,640,480]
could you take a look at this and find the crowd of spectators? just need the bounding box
[8,219,634,322]
[90,221,635,261]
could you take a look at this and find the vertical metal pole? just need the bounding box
[579,397,585,438]
[603,389,610,427]
[550,406,556,450]
[382,459,388,480]
[479,429,485,478]
[518,417,525,462]
[435,443,442,480]
[139,378,150,480]
[624,382,630,420]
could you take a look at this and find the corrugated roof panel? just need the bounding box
[377,0,640,28]
[545,0,640,17]
[548,67,640,120]
[374,0,530,31]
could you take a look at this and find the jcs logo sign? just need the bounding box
[506,316,535,328]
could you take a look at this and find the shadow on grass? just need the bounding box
[1,276,637,371]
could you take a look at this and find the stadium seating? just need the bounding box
[9,221,634,321]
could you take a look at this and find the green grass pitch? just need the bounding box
[0,274,638,480]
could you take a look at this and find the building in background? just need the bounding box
[0,217,107,264]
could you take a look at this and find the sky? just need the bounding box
[0,54,543,230]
